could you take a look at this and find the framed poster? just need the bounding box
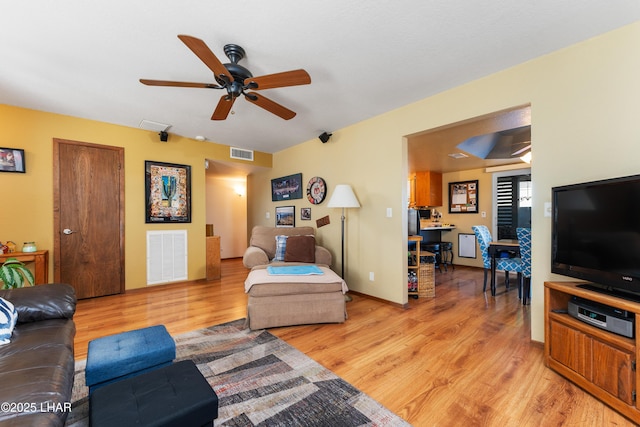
[271,173,303,201]
[145,160,191,223]
[449,180,478,213]
[0,147,25,173]
[275,206,295,227]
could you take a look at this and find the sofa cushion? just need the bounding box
[249,226,316,260]
[284,235,316,263]
[0,297,17,345]
[0,283,76,323]
[244,226,332,269]
[274,235,288,261]
[0,318,76,426]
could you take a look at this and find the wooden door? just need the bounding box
[53,139,124,299]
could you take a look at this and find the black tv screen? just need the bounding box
[552,174,640,300]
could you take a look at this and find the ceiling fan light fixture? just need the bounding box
[520,151,532,163]
[511,144,532,156]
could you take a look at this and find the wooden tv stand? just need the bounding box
[545,281,640,423]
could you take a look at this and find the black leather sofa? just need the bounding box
[0,283,77,427]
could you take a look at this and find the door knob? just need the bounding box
[63,228,75,235]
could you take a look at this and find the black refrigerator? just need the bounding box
[408,208,431,236]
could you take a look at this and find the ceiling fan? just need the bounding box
[140,35,311,120]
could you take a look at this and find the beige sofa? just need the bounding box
[242,226,332,268]
[242,226,347,329]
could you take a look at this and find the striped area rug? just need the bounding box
[65,319,410,426]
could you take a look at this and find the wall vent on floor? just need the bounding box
[146,230,187,285]
[230,147,254,161]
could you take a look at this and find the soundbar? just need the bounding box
[568,296,635,338]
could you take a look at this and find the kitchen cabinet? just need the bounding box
[409,171,442,207]
[545,281,639,423]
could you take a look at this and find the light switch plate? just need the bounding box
[544,202,552,217]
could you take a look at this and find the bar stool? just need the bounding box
[439,241,454,271]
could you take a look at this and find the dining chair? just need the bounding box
[472,225,522,294]
[516,227,532,305]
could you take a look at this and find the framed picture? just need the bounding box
[271,173,303,201]
[449,180,478,213]
[145,160,191,223]
[275,206,295,227]
[301,207,311,220]
[0,147,25,173]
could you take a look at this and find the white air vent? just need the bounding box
[139,119,171,132]
[230,147,254,161]
[147,230,187,285]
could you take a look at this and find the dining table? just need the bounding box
[488,240,520,296]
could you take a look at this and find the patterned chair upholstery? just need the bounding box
[516,227,532,305]
[472,225,523,294]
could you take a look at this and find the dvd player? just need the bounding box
[567,296,635,338]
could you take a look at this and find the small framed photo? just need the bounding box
[301,207,311,220]
[275,206,295,228]
[0,148,25,173]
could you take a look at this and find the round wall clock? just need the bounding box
[306,176,327,204]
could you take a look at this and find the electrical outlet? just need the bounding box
[481,211,486,218]
[369,272,375,281]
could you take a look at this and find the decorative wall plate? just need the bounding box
[306,176,327,204]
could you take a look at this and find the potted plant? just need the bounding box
[0,257,35,289]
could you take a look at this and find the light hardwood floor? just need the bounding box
[74,259,634,426]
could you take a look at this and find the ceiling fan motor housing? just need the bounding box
[215,45,254,98]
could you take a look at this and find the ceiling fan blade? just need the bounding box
[244,69,311,90]
[140,79,220,89]
[245,93,296,120]
[212,95,235,120]
[177,35,233,83]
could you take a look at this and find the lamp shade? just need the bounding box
[327,184,361,208]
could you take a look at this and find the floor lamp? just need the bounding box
[327,184,361,282]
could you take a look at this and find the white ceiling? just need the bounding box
[2,1,639,154]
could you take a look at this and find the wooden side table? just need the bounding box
[206,236,221,280]
[0,250,49,285]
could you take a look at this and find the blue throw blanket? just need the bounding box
[266,265,324,275]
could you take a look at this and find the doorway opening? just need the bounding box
[492,169,531,239]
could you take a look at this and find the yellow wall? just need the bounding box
[248,22,640,342]
[0,105,271,289]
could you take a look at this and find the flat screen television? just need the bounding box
[552,174,640,301]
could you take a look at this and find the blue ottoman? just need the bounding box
[86,325,176,394]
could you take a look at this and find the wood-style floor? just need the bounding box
[74,259,634,426]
